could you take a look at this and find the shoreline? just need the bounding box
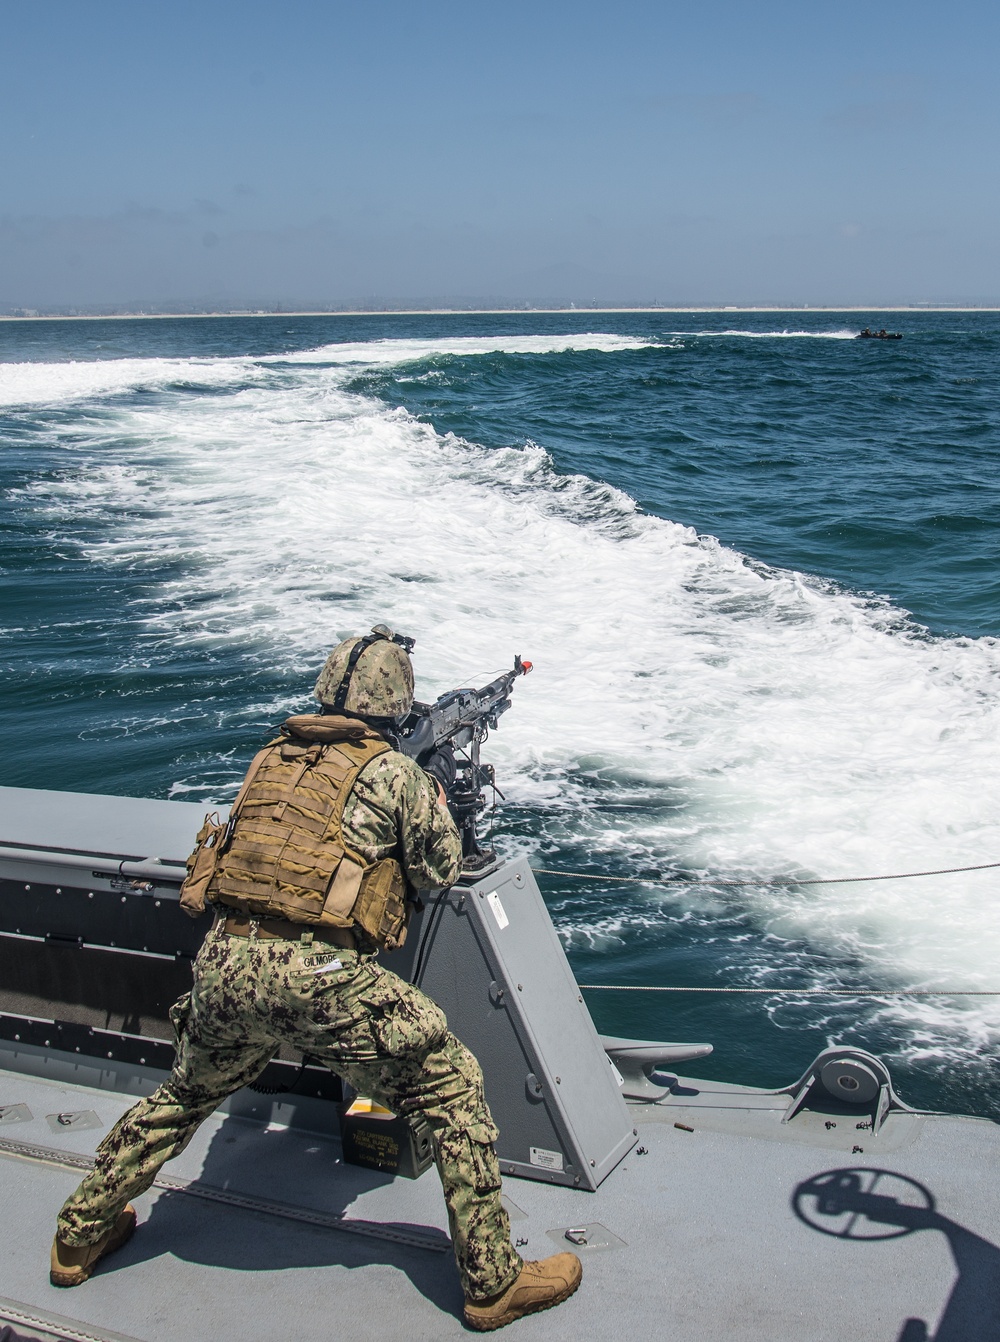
[2,306,1000,322]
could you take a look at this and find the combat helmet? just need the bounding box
[314,624,415,719]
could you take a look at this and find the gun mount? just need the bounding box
[393,655,532,876]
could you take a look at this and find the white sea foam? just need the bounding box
[672,329,860,340]
[0,334,653,409]
[14,343,1000,1051]
[270,332,656,364]
[0,357,259,408]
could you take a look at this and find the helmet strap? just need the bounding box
[331,633,382,713]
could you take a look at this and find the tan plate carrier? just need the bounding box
[179,716,410,951]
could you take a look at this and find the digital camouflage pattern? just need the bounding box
[342,747,462,889]
[314,629,415,718]
[56,924,522,1300]
[56,647,509,1296]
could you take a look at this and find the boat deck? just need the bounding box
[3,1048,999,1342]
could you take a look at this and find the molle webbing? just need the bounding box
[209,732,390,928]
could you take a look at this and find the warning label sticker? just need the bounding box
[486,890,509,930]
[529,1146,564,1171]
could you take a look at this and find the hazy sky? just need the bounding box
[4,0,999,307]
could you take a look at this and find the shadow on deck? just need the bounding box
[795,1168,1000,1342]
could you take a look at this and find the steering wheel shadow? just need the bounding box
[794,1168,1000,1342]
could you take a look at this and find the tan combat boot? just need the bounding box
[50,1206,137,1287]
[464,1252,582,1331]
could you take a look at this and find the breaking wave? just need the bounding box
[0,332,655,408]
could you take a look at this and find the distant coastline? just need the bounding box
[2,305,1000,321]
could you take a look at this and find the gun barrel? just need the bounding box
[476,655,531,705]
[392,654,531,872]
[396,655,531,761]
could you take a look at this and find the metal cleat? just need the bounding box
[601,1035,714,1101]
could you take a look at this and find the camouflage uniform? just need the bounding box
[56,747,522,1302]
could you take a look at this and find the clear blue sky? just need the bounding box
[3,0,999,307]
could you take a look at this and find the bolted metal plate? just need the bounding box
[501,1194,528,1223]
[45,1110,103,1134]
[404,857,635,1191]
[0,1103,32,1126]
[547,1221,628,1253]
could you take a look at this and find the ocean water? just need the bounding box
[3,309,1000,1118]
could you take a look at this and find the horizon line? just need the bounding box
[3,305,1000,322]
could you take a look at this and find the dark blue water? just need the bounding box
[6,311,997,635]
[3,310,1000,1117]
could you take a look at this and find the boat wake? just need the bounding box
[672,328,860,340]
[7,335,1000,1073]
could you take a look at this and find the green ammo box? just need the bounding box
[338,1098,434,1179]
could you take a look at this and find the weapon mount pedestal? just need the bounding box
[396,856,636,1190]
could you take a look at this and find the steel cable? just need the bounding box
[577,984,1000,995]
[533,860,1000,888]
[532,861,1000,997]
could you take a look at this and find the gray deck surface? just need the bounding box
[3,1065,1000,1342]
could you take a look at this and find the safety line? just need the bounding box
[578,984,1000,995]
[533,859,1000,888]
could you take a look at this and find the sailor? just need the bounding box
[50,625,582,1332]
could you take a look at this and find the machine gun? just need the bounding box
[394,655,532,873]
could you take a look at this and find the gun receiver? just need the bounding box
[395,655,532,874]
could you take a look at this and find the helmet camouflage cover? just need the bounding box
[314,624,415,718]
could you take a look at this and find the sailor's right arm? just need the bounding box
[396,761,463,888]
[348,752,462,889]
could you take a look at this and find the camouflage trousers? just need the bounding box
[56,920,522,1300]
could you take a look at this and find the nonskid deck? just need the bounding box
[2,1056,999,1342]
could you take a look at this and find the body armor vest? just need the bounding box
[201,715,411,950]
